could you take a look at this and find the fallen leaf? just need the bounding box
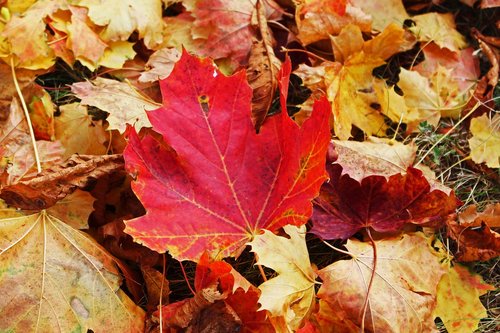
[71,77,160,133]
[468,113,500,168]
[312,161,457,240]
[157,252,272,332]
[332,137,416,182]
[0,154,124,210]
[45,189,95,229]
[76,0,164,49]
[296,0,371,45]
[141,265,170,313]
[138,47,180,83]
[0,210,145,332]
[446,203,500,262]
[349,0,409,31]
[410,12,467,52]
[124,51,330,260]
[54,102,108,159]
[246,0,282,131]
[250,225,316,331]
[318,233,446,332]
[434,264,495,333]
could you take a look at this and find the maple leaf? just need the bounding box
[434,264,494,333]
[71,77,161,133]
[0,0,60,69]
[312,152,457,240]
[0,210,145,332]
[54,103,108,159]
[157,252,272,332]
[0,154,124,210]
[468,113,500,168]
[318,233,446,332]
[410,13,467,52]
[295,0,371,45]
[75,0,164,49]
[138,47,181,83]
[295,23,415,139]
[45,189,95,230]
[349,0,409,31]
[250,225,316,331]
[123,51,331,260]
[446,203,500,262]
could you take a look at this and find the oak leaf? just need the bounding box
[434,264,494,333]
[446,203,500,262]
[71,77,161,133]
[124,51,330,260]
[0,210,145,332]
[468,113,500,168]
[250,225,316,331]
[318,233,446,332]
[312,156,457,240]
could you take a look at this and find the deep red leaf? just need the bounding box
[124,51,330,260]
[312,158,457,240]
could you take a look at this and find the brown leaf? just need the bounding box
[142,265,170,313]
[447,203,500,262]
[0,154,124,210]
[247,0,282,131]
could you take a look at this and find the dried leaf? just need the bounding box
[318,233,446,332]
[138,47,180,83]
[0,211,145,332]
[250,225,316,331]
[45,189,95,229]
[446,203,500,262]
[247,0,282,131]
[434,264,495,333]
[71,77,160,133]
[468,113,500,168]
[410,13,468,52]
[0,154,124,210]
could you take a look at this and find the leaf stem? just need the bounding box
[360,229,377,333]
[10,57,42,173]
[179,261,196,296]
[159,254,166,333]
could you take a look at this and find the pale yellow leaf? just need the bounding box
[410,13,467,52]
[249,225,316,331]
[0,211,145,332]
[468,113,500,168]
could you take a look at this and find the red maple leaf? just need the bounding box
[124,51,331,260]
[311,150,458,240]
[156,253,273,332]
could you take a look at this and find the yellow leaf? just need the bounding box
[71,78,161,133]
[350,0,409,31]
[54,103,108,159]
[318,233,446,332]
[45,190,95,230]
[96,41,136,70]
[468,113,500,168]
[249,225,316,331]
[434,264,494,333]
[0,211,145,332]
[410,13,467,52]
[76,0,164,49]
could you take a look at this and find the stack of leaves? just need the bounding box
[0,0,498,332]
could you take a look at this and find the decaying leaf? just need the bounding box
[468,113,500,168]
[434,264,494,333]
[71,77,161,133]
[250,225,316,331]
[246,0,282,131]
[0,210,145,332]
[124,51,330,260]
[0,154,124,210]
[141,265,170,313]
[157,252,272,332]
[447,203,500,262]
[318,233,446,332]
